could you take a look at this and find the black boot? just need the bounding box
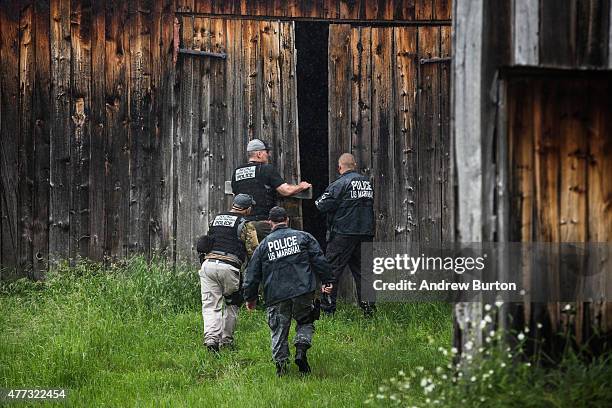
[206,343,220,353]
[275,361,288,377]
[361,302,377,318]
[294,345,311,374]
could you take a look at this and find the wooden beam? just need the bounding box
[452,0,484,357]
[513,0,539,65]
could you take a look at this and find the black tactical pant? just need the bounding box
[321,234,374,313]
[267,292,315,364]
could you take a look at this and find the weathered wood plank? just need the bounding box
[576,0,610,67]
[70,0,93,261]
[540,0,576,66]
[371,27,394,242]
[350,27,372,178]
[340,0,361,19]
[176,15,195,264]
[558,81,588,343]
[417,26,441,246]
[434,0,451,20]
[513,0,539,65]
[152,0,176,258]
[328,24,352,180]
[587,80,612,331]
[534,80,561,335]
[440,25,452,243]
[393,26,417,243]
[104,0,130,261]
[18,1,35,276]
[508,79,535,325]
[192,16,210,241]
[128,0,154,258]
[364,0,393,20]
[209,18,228,220]
[279,21,303,228]
[89,0,106,261]
[195,0,212,14]
[452,0,484,355]
[393,0,415,21]
[260,20,281,158]
[32,0,52,277]
[415,0,433,20]
[1,2,21,272]
[49,0,72,266]
[244,19,262,142]
[176,0,195,12]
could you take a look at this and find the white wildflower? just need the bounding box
[517,332,525,341]
[464,341,474,351]
[537,322,543,329]
[564,304,571,311]
[451,347,458,355]
[470,376,477,382]
[484,304,492,311]
[500,362,506,368]
[484,314,493,323]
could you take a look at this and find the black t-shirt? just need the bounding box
[258,163,286,190]
[232,162,286,219]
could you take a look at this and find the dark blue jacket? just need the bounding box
[315,170,375,237]
[243,225,334,306]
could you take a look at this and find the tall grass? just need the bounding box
[1,258,451,407]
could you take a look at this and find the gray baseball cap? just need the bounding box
[233,194,256,209]
[246,138,270,152]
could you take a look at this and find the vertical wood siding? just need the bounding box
[328,24,451,247]
[508,75,612,348]
[1,0,176,277]
[175,17,302,264]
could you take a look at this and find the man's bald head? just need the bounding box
[338,153,357,174]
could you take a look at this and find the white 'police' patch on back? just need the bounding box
[213,215,238,227]
[235,166,256,181]
[349,179,373,199]
[267,235,301,261]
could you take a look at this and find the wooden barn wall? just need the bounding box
[507,75,612,351]
[512,0,611,68]
[0,0,176,279]
[328,24,452,245]
[175,0,452,21]
[453,0,612,357]
[174,16,302,264]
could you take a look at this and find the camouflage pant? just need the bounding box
[266,292,315,364]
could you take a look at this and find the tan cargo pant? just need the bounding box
[199,260,240,347]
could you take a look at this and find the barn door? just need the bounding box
[328,24,452,245]
[327,24,451,299]
[177,17,302,263]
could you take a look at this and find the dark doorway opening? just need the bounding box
[296,22,329,247]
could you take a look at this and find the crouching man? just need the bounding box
[243,206,335,376]
[198,194,259,352]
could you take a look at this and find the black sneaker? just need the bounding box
[276,361,288,377]
[206,343,220,353]
[294,346,311,374]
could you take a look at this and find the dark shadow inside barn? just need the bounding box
[296,22,329,247]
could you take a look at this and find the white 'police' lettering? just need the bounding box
[235,166,256,181]
[212,215,238,227]
[349,180,373,199]
[267,236,300,260]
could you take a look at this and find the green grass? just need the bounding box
[0,258,451,407]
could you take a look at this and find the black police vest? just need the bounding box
[232,163,275,219]
[208,212,247,262]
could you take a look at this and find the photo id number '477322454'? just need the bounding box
[1,388,68,401]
